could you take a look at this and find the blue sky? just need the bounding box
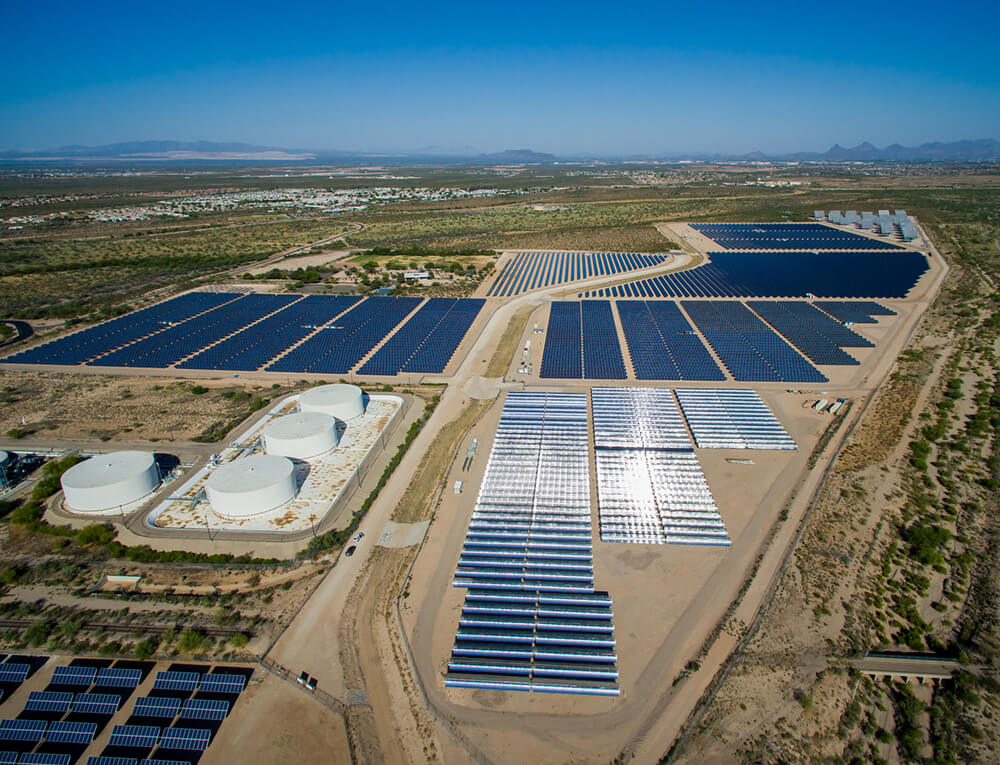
[2,0,998,154]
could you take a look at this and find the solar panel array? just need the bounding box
[813,300,896,324]
[49,667,96,688]
[266,296,422,374]
[42,721,96,745]
[70,694,120,717]
[132,698,181,720]
[19,754,71,765]
[747,300,873,365]
[158,727,210,752]
[24,693,73,714]
[0,720,47,743]
[616,300,725,381]
[583,251,928,299]
[675,389,796,450]
[91,294,299,368]
[108,725,159,749]
[487,251,668,297]
[538,302,581,378]
[94,669,142,689]
[691,222,905,250]
[3,292,239,366]
[682,301,827,382]
[357,297,485,375]
[4,293,486,376]
[592,388,730,545]
[446,392,620,696]
[539,301,627,379]
[176,295,361,371]
[0,666,29,685]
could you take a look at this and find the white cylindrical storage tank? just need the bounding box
[299,383,365,421]
[263,411,339,459]
[206,454,296,519]
[61,451,159,513]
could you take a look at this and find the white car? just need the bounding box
[353,532,364,541]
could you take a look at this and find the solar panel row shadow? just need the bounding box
[266,296,422,374]
[487,252,668,297]
[747,300,872,365]
[682,301,827,383]
[583,251,928,299]
[91,294,299,368]
[357,297,485,375]
[616,300,725,380]
[176,295,361,371]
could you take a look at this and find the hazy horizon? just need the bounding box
[2,0,998,155]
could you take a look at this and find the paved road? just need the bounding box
[0,320,32,349]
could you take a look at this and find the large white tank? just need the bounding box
[263,411,339,459]
[61,451,160,513]
[299,383,365,421]
[206,454,296,519]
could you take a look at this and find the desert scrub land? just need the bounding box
[677,218,1000,764]
[0,218,353,319]
[0,372,309,443]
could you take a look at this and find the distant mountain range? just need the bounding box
[646,139,1000,163]
[0,138,997,164]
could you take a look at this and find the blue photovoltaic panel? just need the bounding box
[43,721,97,745]
[539,302,582,378]
[682,301,827,383]
[0,720,46,743]
[0,665,29,684]
[85,759,137,765]
[813,300,896,324]
[580,301,626,379]
[747,301,872,365]
[71,694,120,716]
[197,673,245,694]
[50,666,96,687]
[0,754,16,765]
[179,699,228,721]
[583,251,928,300]
[616,300,725,381]
[95,669,142,689]
[691,222,905,250]
[90,293,299,369]
[358,298,485,375]
[267,297,422,374]
[141,759,191,765]
[158,727,210,751]
[2,292,239,366]
[176,294,361,371]
[151,672,200,693]
[132,697,181,719]
[18,754,71,765]
[24,692,74,714]
[486,252,668,298]
[108,726,160,749]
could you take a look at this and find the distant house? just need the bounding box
[405,270,430,279]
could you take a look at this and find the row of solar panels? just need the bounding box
[690,222,905,251]
[48,667,244,696]
[542,299,890,382]
[4,294,484,376]
[582,251,927,299]
[487,251,668,297]
[16,692,227,722]
[447,392,620,696]
[675,389,797,450]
